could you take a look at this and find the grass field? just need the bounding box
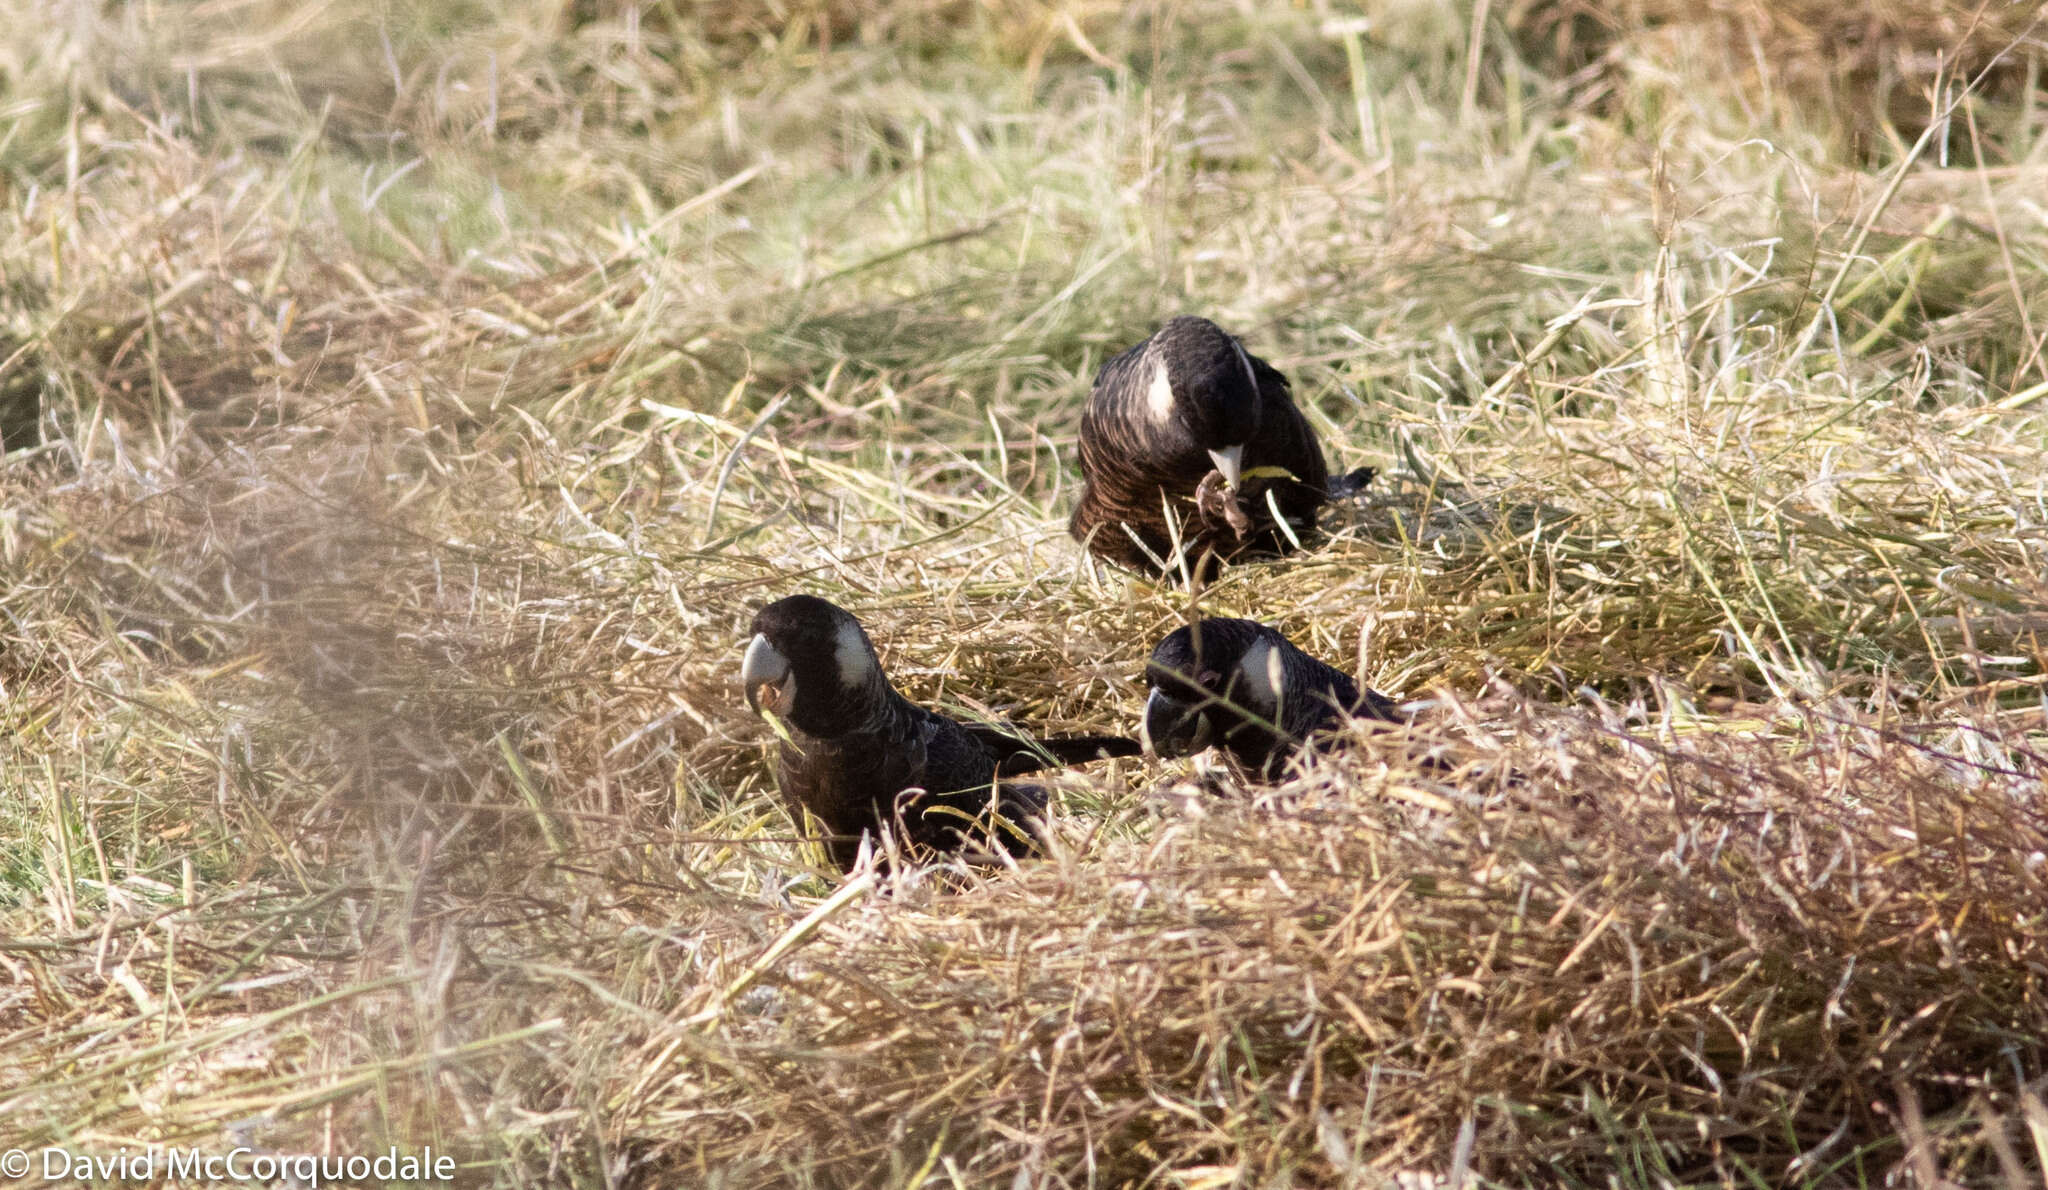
[4,0,2047,1185]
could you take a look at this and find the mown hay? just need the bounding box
[1501,0,2046,154]
[3,0,2046,1185]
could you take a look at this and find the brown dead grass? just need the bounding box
[3,0,2046,1186]
[1503,0,2047,158]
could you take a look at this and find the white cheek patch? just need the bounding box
[1237,638,1285,716]
[834,619,875,687]
[1145,355,1176,425]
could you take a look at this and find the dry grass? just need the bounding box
[3,0,2047,1185]
[1502,0,2047,155]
